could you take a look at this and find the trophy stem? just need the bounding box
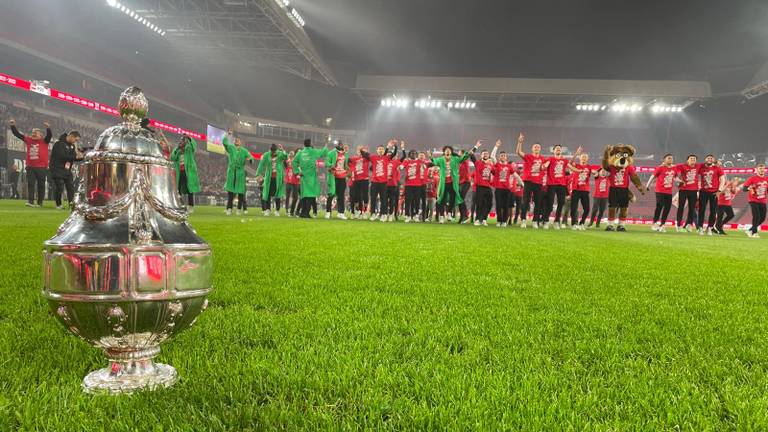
[82,346,177,394]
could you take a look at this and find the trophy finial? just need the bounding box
[118,86,148,124]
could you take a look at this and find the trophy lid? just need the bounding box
[92,87,165,158]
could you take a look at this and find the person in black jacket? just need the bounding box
[49,131,82,209]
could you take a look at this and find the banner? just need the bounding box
[206,125,226,155]
[5,130,25,152]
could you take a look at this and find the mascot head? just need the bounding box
[603,144,636,169]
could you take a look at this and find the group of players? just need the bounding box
[8,117,766,238]
[252,132,768,238]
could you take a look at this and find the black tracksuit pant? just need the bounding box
[475,185,493,222]
[749,202,767,234]
[386,185,398,216]
[370,182,387,215]
[26,167,47,205]
[494,188,510,224]
[677,190,698,227]
[697,191,717,228]
[546,185,567,224]
[227,192,246,210]
[404,185,420,217]
[521,181,543,222]
[326,178,347,214]
[653,192,673,225]
[716,205,734,231]
[52,173,74,207]
[570,190,590,226]
[589,197,608,226]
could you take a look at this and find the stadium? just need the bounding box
[2,0,768,429]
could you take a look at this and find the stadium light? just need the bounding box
[107,0,167,37]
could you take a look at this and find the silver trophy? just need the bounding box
[42,87,213,394]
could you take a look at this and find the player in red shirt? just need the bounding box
[587,168,610,228]
[348,146,371,218]
[644,154,676,232]
[696,154,726,235]
[9,119,52,207]
[541,144,581,229]
[470,141,496,226]
[714,178,741,235]
[368,140,398,221]
[324,141,349,219]
[400,146,430,222]
[457,150,472,222]
[742,163,768,238]
[418,151,431,221]
[569,153,597,230]
[674,154,700,232]
[490,142,522,227]
[515,132,546,228]
[284,151,301,216]
[510,165,525,224]
[384,141,406,222]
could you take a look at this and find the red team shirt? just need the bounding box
[698,164,724,193]
[521,154,546,184]
[493,161,514,189]
[474,159,495,188]
[370,154,393,183]
[459,159,471,184]
[594,175,610,198]
[285,163,300,185]
[331,152,348,179]
[608,165,636,189]
[401,159,426,187]
[546,157,570,186]
[743,175,768,204]
[349,155,370,181]
[653,165,676,194]
[717,185,739,206]
[572,164,597,192]
[387,159,401,187]
[675,164,700,191]
[419,160,431,185]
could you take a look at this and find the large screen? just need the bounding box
[206,124,226,155]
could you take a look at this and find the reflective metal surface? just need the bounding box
[42,87,212,394]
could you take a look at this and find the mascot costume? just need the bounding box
[601,144,644,231]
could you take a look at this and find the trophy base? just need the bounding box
[82,347,177,394]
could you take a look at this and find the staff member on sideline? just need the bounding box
[49,130,83,210]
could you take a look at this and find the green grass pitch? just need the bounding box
[2,200,768,430]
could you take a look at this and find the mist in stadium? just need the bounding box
[3,0,768,429]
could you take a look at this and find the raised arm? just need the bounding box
[44,123,52,143]
[9,120,25,140]
[515,132,525,159]
[490,139,501,162]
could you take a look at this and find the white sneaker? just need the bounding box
[244,210,249,215]
[439,216,445,224]
[579,224,586,231]
[370,214,379,221]
[273,211,280,217]
[337,213,348,220]
[698,227,704,235]
[325,213,331,219]
[236,209,242,216]
[263,210,270,217]
[651,223,659,232]
[686,225,694,233]
[381,216,387,223]
[543,222,550,230]
[520,222,527,229]
[533,222,539,229]
[404,217,411,223]
[554,222,561,230]
[482,220,488,226]
[474,220,481,226]
[707,227,713,236]
[226,209,232,216]
[658,226,667,233]
[56,205,63,210]
[572,224,579,231]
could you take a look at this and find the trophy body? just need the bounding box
[42,87,212,394]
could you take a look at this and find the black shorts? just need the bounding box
[608,187,629,208]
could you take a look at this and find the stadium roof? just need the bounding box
[136,0,338,86]
[354,75,713,118]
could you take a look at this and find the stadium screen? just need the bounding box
[206,124,226,154]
